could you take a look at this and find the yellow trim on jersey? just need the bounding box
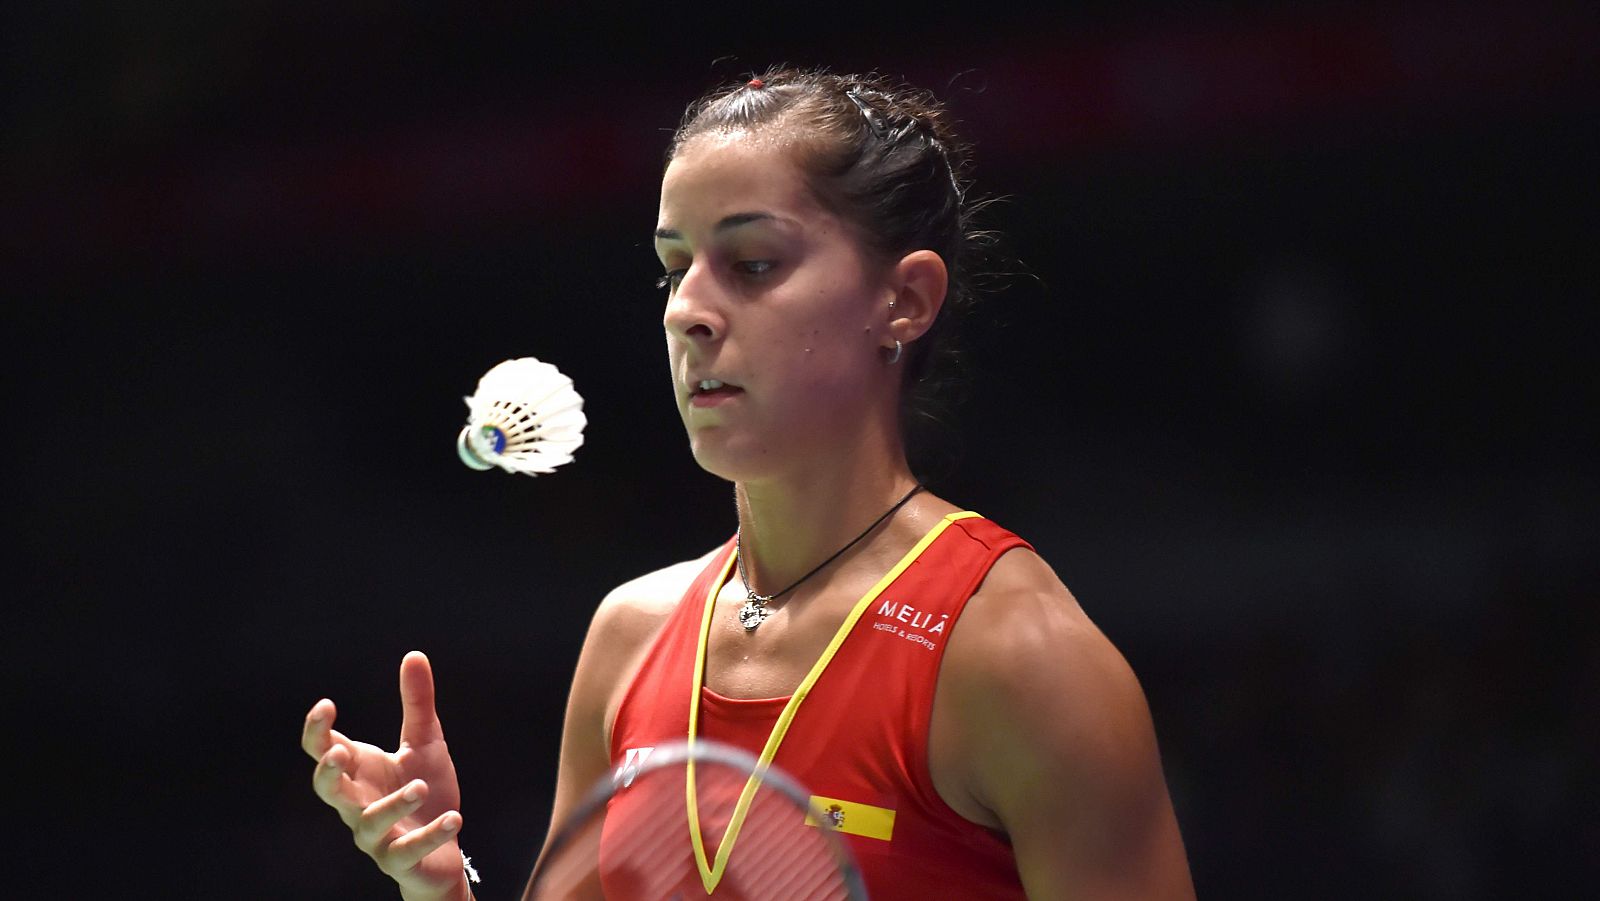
[685,546,739,893]
[805,794,897,841]
[685,511,980,893]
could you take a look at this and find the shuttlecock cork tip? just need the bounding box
[456,424,500,470]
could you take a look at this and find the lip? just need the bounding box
[690,388,743,408]
[686,376,745,408]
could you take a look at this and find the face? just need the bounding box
[655,132,897,483]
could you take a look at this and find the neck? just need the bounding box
[733,437,921,597]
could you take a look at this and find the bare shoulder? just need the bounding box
[939,547,1195,898]
[541,545,729,860]
[941,548,1151,779]
[949,547,1134,698]
[943,546,1154,781]
[577,546,725,746]
[589,548,720,643]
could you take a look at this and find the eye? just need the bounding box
[735,260,775,277]
[655,269,687,292]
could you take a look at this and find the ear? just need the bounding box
[884,249,948,346]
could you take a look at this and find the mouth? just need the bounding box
[689,378,744,406]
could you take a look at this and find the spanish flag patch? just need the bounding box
[805,795,896,841]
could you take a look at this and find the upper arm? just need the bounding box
[944,550,1195,900]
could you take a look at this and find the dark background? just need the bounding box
[8,2,1597,898]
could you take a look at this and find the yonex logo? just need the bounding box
[617,746,654,787]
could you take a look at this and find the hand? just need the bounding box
[303,651,470,901]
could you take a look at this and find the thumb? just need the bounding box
[398,650,445,747]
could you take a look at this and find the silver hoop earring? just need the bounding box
[885,339,903,365]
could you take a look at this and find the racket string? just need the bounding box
[526,743,862,900]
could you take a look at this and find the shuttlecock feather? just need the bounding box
[457,357,586,475]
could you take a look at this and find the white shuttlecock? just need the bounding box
[457,357,586,475]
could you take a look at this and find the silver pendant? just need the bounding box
[738,600,769,631]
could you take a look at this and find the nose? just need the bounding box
[662,266,723,345]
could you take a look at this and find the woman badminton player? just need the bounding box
[303,68,1195,899]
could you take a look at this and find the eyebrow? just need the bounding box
[654,211,777,242]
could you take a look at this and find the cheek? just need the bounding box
[786,274,876,350]
[778,325,877,401]
[792,297,877,371]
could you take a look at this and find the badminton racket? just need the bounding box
[521,739,868,900]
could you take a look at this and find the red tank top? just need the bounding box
[609,512,1032,899]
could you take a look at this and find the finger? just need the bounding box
[397,651,444,748]
[312,744,364,823]
[380,810,462,875]
[302,698,337,760]
[354,779,430,852]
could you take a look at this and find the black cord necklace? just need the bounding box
[734,484,924,631]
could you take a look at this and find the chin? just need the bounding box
[685,430,780,484]
[685,437,748,484]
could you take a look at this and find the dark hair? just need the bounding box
[669,66,997,481]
